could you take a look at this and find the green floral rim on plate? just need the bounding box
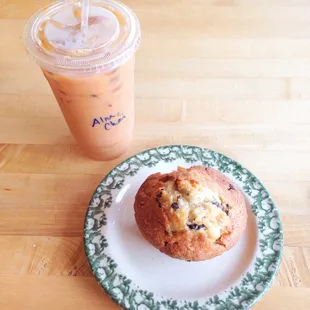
[84,145,283,310]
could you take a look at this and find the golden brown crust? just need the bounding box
[134,166,247,261]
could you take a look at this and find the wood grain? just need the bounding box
[1,0,309,308]
[0,236,91,276]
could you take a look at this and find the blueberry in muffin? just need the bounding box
[134,166,247,261]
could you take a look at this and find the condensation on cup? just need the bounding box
[23,0,141,160]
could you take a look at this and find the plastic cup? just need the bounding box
[23,0,141,160]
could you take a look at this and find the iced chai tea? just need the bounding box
[23,0,141,160]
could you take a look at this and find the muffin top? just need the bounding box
[157,181,230,240]
[153,166,244,242]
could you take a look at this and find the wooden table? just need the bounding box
[1,0,309,309]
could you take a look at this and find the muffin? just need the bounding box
[134,166,247,261]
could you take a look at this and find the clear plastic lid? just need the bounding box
[23,0,141,76]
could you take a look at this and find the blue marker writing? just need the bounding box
[92,113,126,130]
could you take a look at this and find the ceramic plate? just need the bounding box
[84,145,283,310]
